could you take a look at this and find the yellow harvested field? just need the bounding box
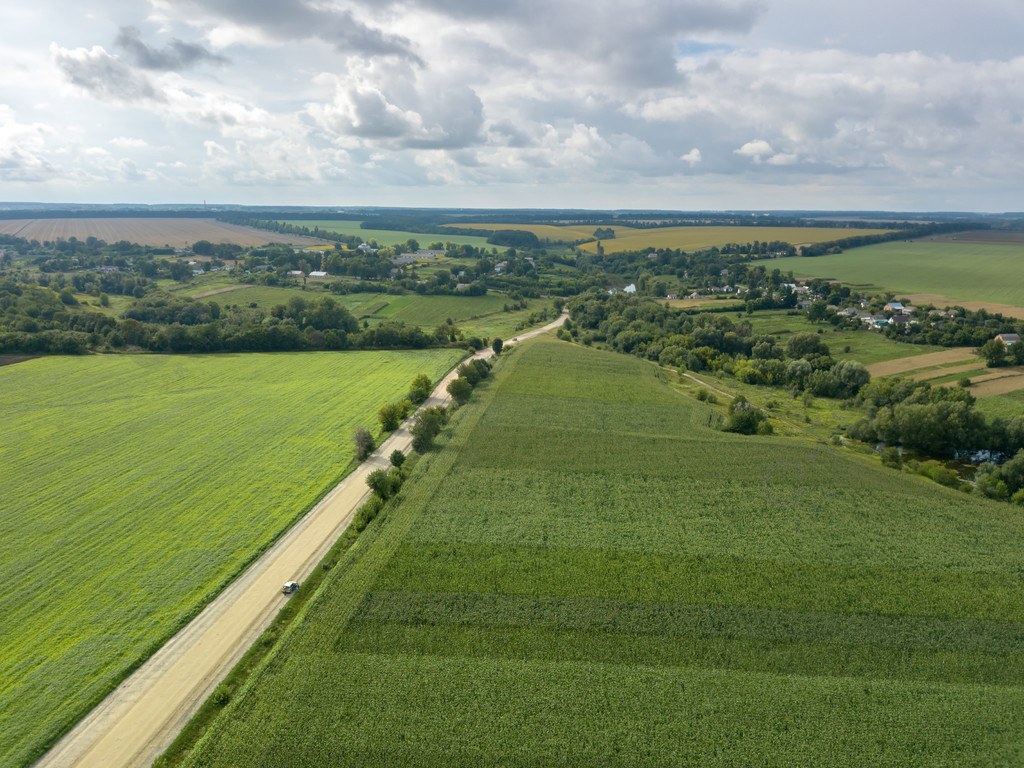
[866,348,978,377]
[441,223,597,242]
[442,223,893,253]
[0,218,329,248]
[575,226,893,254]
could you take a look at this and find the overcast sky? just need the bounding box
[2,0,1023,210]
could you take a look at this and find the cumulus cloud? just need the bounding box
[51,44,163,102]
[307,63,484,150]
[115,26,228,71]
[0,106,59,182]
[734,139,773,163]
[681,147,702,166]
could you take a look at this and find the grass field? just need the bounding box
[0,218,327,248]
[743,309,945,366]
[0,349,463,768]
[279,221,490,248]
[771,241,1024,311]
[180,338,1024,767]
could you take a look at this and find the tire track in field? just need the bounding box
[34,312,566,768]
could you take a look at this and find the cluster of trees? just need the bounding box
[846,377,1024,458]
[446,358,492,406]
[567,293,854,396]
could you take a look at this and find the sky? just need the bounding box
[2,0,1023,211]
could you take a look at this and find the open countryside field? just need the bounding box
[441,222,601,242]
[181,338,1024,767]
[771,241,1024,314]
[0,218,329,248]
[178,284,541,338]
[279,220,490,248]
[575,225,893,254]
[866,347,979,377]
[0,349,463,768]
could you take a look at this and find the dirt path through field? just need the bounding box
[190,285,248,299]
[867,347,977,377]
[35,312,566,768]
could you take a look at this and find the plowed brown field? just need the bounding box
[0,218,328,248]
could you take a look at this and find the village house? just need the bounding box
[996,333,1021,346]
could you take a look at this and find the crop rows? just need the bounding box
[0,349,461,768]
[182,339,1024,767]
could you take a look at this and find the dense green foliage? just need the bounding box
[182,339,1024,767]
[0,349,462,768]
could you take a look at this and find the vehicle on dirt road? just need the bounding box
[282,581,299,594]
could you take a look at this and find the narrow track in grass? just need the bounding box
[34,313,565,768]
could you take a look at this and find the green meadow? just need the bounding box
[772,241,1024,308]
[0,349,463,768]
[182,338,1024,767]
[743,309,944,365]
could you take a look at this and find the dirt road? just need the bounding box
[35,312,566,768]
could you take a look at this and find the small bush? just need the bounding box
[389,450,406,468]
[880,446,902,469]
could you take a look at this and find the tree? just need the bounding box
[723,396,771,435]
[353,426,374,460]
[389,449,406,468]
[807,300,830,323]
[491,337,503,356]
[378,399,412,431]
[367,468,395,499]
[408,373,432,404]
[447,376,472,405]
[979,338,1007,367]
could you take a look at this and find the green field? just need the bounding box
[181,338,1024,767]
[771,241,1024,309]
[0,349,463,768]
[743,309,944,365]
[279,221,491,248]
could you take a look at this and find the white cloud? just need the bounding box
[681,147,702,166]
[109,136,149,148]
[735,139,773,163]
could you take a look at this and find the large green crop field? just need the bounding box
[181,339,1024,767]
[771,240,1024,309]
[279,220,490,248]
[0,349,463,768]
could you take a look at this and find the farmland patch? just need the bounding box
[0,349,462,767]
[0,218,329,248]
[180,338,1024,768]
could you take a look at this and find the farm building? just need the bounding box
[286,270,305,278]
[308,271,329,278]
[884,302,905,313]
[996,333,1021,346]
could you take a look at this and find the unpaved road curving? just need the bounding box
[35,312,566,768]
